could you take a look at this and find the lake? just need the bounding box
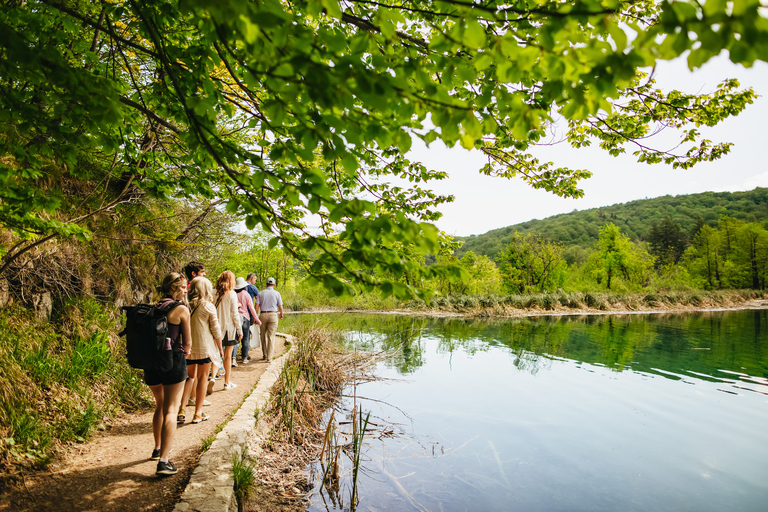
[283,309,768,512]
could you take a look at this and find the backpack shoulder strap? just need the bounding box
[156,300,183,313]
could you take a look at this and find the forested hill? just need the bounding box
[456,187,768,259]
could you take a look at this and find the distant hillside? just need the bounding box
[456,187,768,260]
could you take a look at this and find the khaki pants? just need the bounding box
[259,312,279,361]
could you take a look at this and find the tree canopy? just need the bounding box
[1,0,765,298]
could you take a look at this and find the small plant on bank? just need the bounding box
[201,435,215,452]
[232,447,257,512]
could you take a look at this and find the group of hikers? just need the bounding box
[147,261,284,475]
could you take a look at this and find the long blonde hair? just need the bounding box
[188,276,213,313]
[155,272,187,303]
[214,270,235,306]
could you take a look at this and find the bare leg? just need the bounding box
[159,380,185,460]
[224,346,234,385]
[149,384,163,450]
[194,362,211,416]
[180,371,195,413]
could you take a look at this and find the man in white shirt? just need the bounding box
[257,277,284,362]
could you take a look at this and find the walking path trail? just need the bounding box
[1,336,287,512]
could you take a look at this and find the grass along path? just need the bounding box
[0,337,287,512]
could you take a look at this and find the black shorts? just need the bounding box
[222,331,239,347]
[144,351,188,386]
[186,357,211,365]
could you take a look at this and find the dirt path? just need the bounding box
[1,337,287,512]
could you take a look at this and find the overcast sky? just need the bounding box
[406,55,768,237]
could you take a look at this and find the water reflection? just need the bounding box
[286,310,768,384]
[283,309,768,512]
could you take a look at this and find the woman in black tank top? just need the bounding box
[144,273,192,476]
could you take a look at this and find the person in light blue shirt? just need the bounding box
[257,277,283,362]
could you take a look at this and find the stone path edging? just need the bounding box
[173,333,294,512]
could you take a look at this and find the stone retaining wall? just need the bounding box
[173,333,294,512]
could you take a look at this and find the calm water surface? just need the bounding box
[283,310,768,512]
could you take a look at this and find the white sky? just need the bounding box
[407,55,768,237]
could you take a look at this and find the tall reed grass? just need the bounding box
[350,408,370,508]
[270,323,347,441]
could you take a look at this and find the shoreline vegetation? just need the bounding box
[286,289,768,318]
[243,323,378,512]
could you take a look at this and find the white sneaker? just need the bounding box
[188,398,212,406]
[224,383,238,390]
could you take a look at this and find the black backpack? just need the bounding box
[119,300,183,372]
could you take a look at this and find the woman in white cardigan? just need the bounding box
[214,270,242,389]
[179,277,223,424]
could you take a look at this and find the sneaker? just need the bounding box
[156,460,178,475]
[242,357,250,364]
[207,379,215,395]
[191,413,209,424]
[177,409,186,424]
[150,448,161,460]
[231,360,238,367]
[188,398,212,406]
[223,382,237,390]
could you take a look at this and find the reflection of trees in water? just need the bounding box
[377,316,427,374]
[510,348,550,375]
[285,310,768,380]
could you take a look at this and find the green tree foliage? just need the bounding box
[1,0,764,300]
[463,252,502,295]
[683,219,768,289]
[589,224,654,290]
[458,188,768,260]
[496,233,566,293]
[646,216,688,268]
[212,230,298,288]
[428,251,500,295]
[684,225,723,289]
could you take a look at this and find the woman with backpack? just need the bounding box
[146,272,191,476]
[178,277,223,425]
[214,270,242,390]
